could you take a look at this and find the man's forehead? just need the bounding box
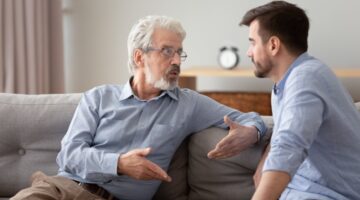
[248,20,261,40]
[249,20,260,33]
[152,29,183,48]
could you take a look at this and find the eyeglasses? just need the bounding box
[144,47,187,62]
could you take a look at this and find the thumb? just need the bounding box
[135,147,151,157]
[224,115,238,129]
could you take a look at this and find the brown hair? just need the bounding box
[240,1,309,54]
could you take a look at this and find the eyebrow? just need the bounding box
[162,45,183,51]
[249,38,255,42]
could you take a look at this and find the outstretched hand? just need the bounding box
[117,147,171,182]
[207,116,258,159]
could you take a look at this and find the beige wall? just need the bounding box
[62,0,360,100]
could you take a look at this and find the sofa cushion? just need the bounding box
[153,137,189,200]
[187,127,268,200]
[0,93,81,197]
[355,102,360,111]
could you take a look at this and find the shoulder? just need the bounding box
[289,58,334,88]
[83,84,124,101]
[294,56,334,78]
[175,87,206,100]
[178,87,200,95]
[174,87,221,107]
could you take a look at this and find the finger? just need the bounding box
[132,147,151,157]
[224,115,238,129]
[207,149,217,159]
[217,151,238,159]
[207,141,225,158]
[142,168,169,181]
[208,140,240,159]
[213,133,234,152]
[208,150,226,159]
[139,161,165,180]
[207,145,234,159]
[145,160,172,182]
[209,150,239,159]
[207,134,234,159]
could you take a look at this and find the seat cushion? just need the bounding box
[0,93,81,197]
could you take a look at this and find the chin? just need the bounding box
[166,80,178,90]
[254,64,271,78]
[254,71,267,78]
[154,79,178,90]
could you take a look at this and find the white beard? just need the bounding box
[144,63,177,90]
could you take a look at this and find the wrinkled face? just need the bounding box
[144,28,183,90]
[246,20,274,78]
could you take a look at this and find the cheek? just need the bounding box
[154,65,168,78]
[254,47,266,60]
[247,46,253,57]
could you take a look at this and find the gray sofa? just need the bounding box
[0,92,277,200]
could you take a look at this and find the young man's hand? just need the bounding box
[207,115,258,159]
[117,147,171,182]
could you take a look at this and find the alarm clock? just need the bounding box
[218,46,240,69]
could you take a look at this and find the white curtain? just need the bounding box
[0,0,64,94]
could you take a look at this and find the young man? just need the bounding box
[240,1,360,200]
[11,16,266,200]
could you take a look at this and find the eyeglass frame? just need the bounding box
[143,46,187,62]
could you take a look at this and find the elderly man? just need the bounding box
[240,1,360,200]
[11,15,266,200]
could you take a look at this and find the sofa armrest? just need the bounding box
[0,93,81,198]
[187,127,268,199]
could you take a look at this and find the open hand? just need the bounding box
[207,116,258,159]
[117,147,171,182]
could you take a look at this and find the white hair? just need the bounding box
[127,15,186,74]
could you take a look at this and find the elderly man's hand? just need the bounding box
[117,147,171,182]
[207,115,258,159]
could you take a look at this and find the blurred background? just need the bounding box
[1,0,360,100]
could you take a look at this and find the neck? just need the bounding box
[131,72,162,100]
[271,52,302,83]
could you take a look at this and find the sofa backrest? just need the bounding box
[1,92,359,199]
[356,102,360,111]
[0,93,81,197]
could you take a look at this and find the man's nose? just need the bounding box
[171,53,181,65]
[246,47,252,57]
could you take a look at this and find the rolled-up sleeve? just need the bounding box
[188,90,266,137]
[56,89,119,182]
[264,71,325,177]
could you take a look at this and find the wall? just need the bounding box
[62,0,360,100]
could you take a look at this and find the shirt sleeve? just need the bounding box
[188,90,267,137]
[56,88,119,183]
[263,70,325,177]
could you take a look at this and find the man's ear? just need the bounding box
[268,36,280,56]
[134,49,145,68]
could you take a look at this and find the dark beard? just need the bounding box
[252,58,272,78]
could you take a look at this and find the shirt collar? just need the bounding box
[164,89,179,101]
[273,52,312,95]
[118,77,179,101]
[118,78,134,101]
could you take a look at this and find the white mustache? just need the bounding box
[166,65,180,75]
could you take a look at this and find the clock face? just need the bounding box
[219,49,239,69]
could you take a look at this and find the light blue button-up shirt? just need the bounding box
[56,80,266,200]
[264,53,360,200]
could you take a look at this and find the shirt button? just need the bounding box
[18,148,26,155]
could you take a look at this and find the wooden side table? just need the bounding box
[179,67,360,115]
[179,67,360,90]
